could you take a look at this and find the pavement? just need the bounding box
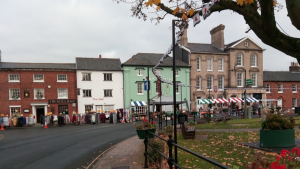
[92,136,145,169]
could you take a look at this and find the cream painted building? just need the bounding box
[175,24,266,110]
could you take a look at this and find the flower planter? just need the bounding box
[136,128,156,139]
[260,129,295,148]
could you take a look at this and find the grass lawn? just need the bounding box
[174,130,300,169]
[194,116,300,130]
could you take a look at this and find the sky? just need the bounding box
[0,0,298,71]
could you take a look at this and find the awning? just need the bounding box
[197,99,214,104]
[130,101,147,107]
[258,99,277,101]
[242,97,259,102]
[229,98,244,103]
[213,98,229,103]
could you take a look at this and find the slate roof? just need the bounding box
[0,62,76,70]
[185,43,228,54]
[263,71,300,82]
[76,58,122,71]
[122,53,190,67]
[224,37,244,50]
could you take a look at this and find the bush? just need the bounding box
[261,113,294,130]
[188,121,196,126]
[164,125,173,135]
[148,139,164,165]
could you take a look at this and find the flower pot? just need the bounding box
[136,128,156,139]
[260,129,295,148]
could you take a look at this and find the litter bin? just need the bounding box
[295,107,300,115]
[178,113,187,124]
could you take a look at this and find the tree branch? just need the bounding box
[285,0,300,31]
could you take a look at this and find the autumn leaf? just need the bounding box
[236,0,244,6]
[153,0,161,5]
[156,6,161,11]
[182,13,188,20]
[273,0,277,6]
[186,8,195,16]
[181,9,185,13]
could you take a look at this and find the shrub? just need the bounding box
[148,139,164,165]
[261,113,294,130]
[188,121,196,126]
[164,125,173,135]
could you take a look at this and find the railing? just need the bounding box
[144,130,229,169]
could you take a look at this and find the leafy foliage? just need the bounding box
[188,121,196,126]
[261,113,294,130]
[133,120,157,130]
[148,138,164,165]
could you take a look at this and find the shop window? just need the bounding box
[85,105,93,112]
[10,107,21,117]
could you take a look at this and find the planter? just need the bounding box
[260,129,295,148]
[136,128,156,139]
[191,111,198,115]
[222,109,228,113]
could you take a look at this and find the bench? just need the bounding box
[214,113,232,124]
[181,122,195,139]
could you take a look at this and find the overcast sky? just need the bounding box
[0,0,298,71]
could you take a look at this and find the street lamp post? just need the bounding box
[243,69,247,119]
[147,67,150,122]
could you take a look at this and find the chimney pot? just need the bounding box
[99,55,101,58]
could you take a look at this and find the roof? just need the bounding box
[263,71,300,82]
[122,53,190,67]
[185,43,228,54]
[224,36,265,50]
[76,58,122,71]
[0,62,76,70]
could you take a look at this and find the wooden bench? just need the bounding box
[182,122,195,139]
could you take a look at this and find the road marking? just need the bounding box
[85,144,117,169]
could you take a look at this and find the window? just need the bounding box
[104,105,114,113]
[218,58,223,71]
[207,76,213,90]
[196,77,201,90]
[218,76,224,90]
[266,84,270,93]
[267,101,271,108]
[33,74,44,82]
[85,105,93,112]
[251,54,257,67]
[57,74,67,82]
[278,84,283,93]
[136,106,146,114]
[176,82,180,94]
[292,98,297,108]
[175,69,179,77]
[137,82,143,94]
[104,89,112,97]
[197,57,201,71]
[9,74,20,82]
[77,89,80,95]
[58,88,68,98]
[237,53,243,66]
[10,89,20,99]
[207,57,213,71]
[34,88,45,99]
[104,73,112,81]
[252,73,257,87]
[83,90,92,97]
[137,69,143,76]
[292,84,297,93]
[82,73,91,81]
[10,107,21,116]
[237,72,243,87]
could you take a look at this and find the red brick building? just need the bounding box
[0,62,77,123]
[263,62,300,111]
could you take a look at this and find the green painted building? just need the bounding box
[122,53,191,115]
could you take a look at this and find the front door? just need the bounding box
[96,105,102,113]
[278,97,282,107]
[36,107,44,123]
[58,105,68,115]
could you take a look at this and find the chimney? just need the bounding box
[210,24,225,49]
[99,55,101,58]
[289,62,300,72]
[180,26,188,46]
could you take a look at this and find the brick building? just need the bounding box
[0,62,77,123]
[263,62,300,111]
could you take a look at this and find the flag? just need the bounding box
[193,12,201,27]
[202,4,211,20]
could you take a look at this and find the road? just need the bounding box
[0,123,137,169]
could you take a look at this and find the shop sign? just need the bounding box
[24,109,30,113]
[48,99,76,104]
[24,90,30,98]
[93,98,104,101]
[246,79,252,86]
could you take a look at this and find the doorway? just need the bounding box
[36,107,45,123]
[58,105,68,115]
[278,97,282,107]
[96,105,103,113]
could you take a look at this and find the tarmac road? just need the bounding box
[0,123,137,169]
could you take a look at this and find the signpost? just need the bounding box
[246,79,252,86]
[144,81,150,90]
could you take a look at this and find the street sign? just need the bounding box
[213,86,217,93]
[144,81,150,90]
[246,79,252,86]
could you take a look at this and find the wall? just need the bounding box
[76,70,123,114]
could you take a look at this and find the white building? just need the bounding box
[76,57,123,115]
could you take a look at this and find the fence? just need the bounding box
[144,130,229,169]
